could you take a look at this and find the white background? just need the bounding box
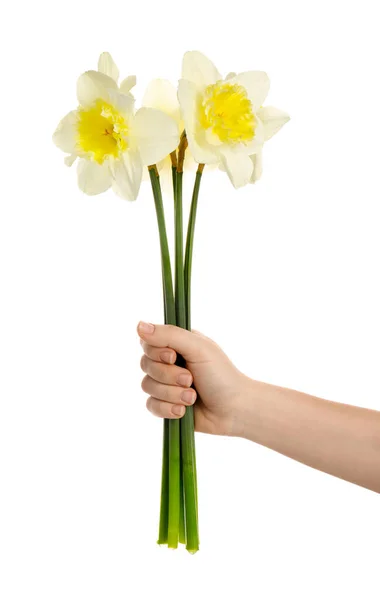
[1,0,379,598]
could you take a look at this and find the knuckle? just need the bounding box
[141,375,150,393]
[144,344,154,357]
[157,363,170,381]
[159,385,170,401]
[174,386,184,402]
[149,360,167,382]
[165,324,176,337]
[140,355,147,371]
[146,396,155,413]
[161,384,173,402]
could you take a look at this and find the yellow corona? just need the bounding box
[199,82,255,144]
[77,100,128,163]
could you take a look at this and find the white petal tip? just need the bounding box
[64,154,77,167]
[120,75,137,95]
[98,52,119,83]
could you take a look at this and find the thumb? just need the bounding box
[137,321,208,362]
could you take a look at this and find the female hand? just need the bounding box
[137,321,248,436]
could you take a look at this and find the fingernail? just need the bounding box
[177,373,192,387]
[172,405,185,417]
[161,351,175,364]
[138,321,155,335]
[181,390,196,405]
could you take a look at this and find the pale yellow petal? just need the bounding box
[177,79,219,164]
[182,51,221,89]
[230,71,270,111]
[53,111,78,153]
[64,154,77,167]
[77,70,118,107]
[142,79,181,125]
[244,118,265,154]
[98,52,119,83]
[256,106,290,141]
[110,150,143,201]
[77,159,111,195]
[250,151,263,183]
[107,89,135,117]
[132,108,179,166]
[120,75,137,95]
[219,147,253,189]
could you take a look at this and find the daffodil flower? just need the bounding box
[141,79,198,190]
[142,79,181,177]
[53,53,179,200]
[178,51,289,188]
[143,78,182,132]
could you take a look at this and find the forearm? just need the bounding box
[236,377,380,493]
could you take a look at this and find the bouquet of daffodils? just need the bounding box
[53,50,289,553]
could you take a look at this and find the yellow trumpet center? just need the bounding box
[77,100,128,164]
[200,81,255,144]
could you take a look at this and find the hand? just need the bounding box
[137,321,248,436]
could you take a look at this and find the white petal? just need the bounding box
[187,136,219,165]
[77,70,118,107]
[98,52,119,83]
[142,79,181,125]
[177,79,198,131]
[219,147,253,189]
[250,151,263,183]
[77,159,111,195]
[53,111,78,153]
[155,156,175,194]
[132,107,179,165]
[107,89,135,117]
[182,51,221,89]
[243,118,265,154]
[256,106,290,141]
[64,154,77,167]
[205,127,223,147]
[231,71,270,111]
[120,75,137,95]
[177,79,219,164]
[110,151,143,201]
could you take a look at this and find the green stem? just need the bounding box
[179,446,186,544]
[184,168,204,331]
[149,169,176,326]
[180,405,198,552]
[158,419,169,544]
[175,170,186,329]
[183,167,203,531]
[159,164,184,549]
[149,168,177,547]
[176,162,200,554]
[167,419,180,548]
[172,165,177,198]
[172,164,187,546]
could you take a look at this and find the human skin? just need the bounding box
[137,321,380,494]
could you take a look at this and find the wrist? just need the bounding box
[230,375,268,440]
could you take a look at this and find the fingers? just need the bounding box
[140,340,177,365]
[140,355,193,387]
[138,321,204,422]
[137,321,209,362]
[146,396,186,419]
[141,375,197,407]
